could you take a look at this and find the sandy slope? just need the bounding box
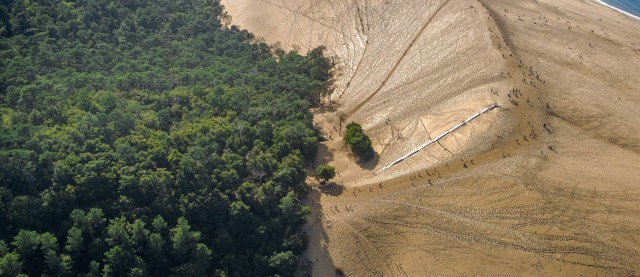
[222,0,640,275]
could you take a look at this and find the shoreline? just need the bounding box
[594,0,640,21]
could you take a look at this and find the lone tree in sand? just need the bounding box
[344,122,374,161]
[315,164,336,184]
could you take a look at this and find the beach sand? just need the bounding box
[222,0,640,275]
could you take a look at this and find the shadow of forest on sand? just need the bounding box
[318,182,344,196]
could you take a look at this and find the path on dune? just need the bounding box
[379,104,499,172]
[345,0,452,119]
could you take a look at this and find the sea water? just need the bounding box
[599,0,640,20]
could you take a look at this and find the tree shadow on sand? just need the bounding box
[316,143,335,164]
[299,189,339,276]
[318,182,344,196]
[356,151,379,171]
[307,143,335,176]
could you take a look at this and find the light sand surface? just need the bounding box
[222,0,640,275]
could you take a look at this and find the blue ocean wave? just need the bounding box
[599,0,640,20]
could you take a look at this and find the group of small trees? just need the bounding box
[344,122,374,161]
[314,122,373,186]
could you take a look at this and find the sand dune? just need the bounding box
[222,0,640,275]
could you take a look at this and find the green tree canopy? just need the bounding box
[344,122,374,161]
[315,165,336,184]
[0,0,332,275]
